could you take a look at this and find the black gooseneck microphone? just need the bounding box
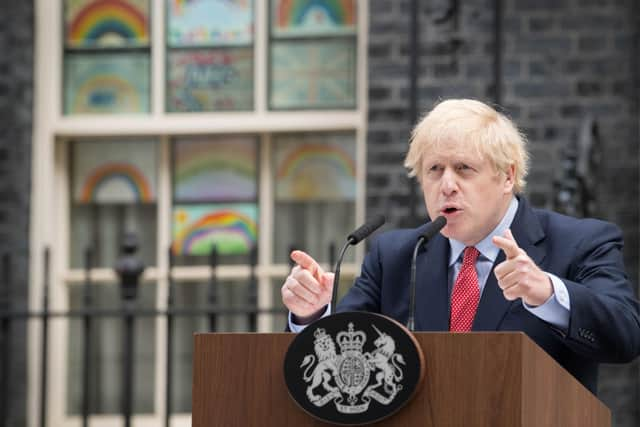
[407,216,447,331]
[330,214,386,314]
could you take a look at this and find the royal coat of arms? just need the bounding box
[300,322,406,414]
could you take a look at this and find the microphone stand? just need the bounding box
[328,214,386,315]
[406,216,447,331]
[407,236,426,331]
[329,240,352,315]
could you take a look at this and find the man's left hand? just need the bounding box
[492,229,553,307]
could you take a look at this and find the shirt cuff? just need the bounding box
[288,304,331,332]
[522,273,571,331]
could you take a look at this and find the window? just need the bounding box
[33,0,366,425]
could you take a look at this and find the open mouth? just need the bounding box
[443,207,459,214]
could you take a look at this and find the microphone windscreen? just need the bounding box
[347,214,386,244]
[421,216,447,242]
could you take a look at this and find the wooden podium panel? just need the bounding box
[192,332,610,426]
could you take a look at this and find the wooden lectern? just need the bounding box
[192,332,610,426]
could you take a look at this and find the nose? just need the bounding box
[440,168,458,196]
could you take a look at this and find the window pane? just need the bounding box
[166,1,254,112]
[64,53,151,114]
[167,0,253,47]
[72,140,157,203]
[63,0,151,115]
[173,136,258,203]
[171,136,258,266]
[272,132,356,263]
[66,282,156,414]
[70,140,158,268]
[167,48,254,112]
[269,40,356,110]
[65,0,150,48]
[172,203,258,265]
[270,0,356,38]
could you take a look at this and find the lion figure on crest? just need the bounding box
[301,328,338,402]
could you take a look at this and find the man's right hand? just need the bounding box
[281,250,334,324]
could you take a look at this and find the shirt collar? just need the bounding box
[448,196,519,266]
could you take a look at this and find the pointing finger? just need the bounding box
[492,229,520,259]
[290,250,325,280]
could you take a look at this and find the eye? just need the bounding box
[456,163,473,172]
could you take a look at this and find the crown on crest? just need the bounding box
[336,322,366,353]
[313,328,333,346]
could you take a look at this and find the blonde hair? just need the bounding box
[404,99,529,193]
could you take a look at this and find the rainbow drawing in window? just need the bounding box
[65,53,150,114]
[174,137,257,202]
[168,0,253,47]
[172,204,258,255]
[79,163,153,202]
[167,48,253,112]
[271,0,356,37]
[274,136,356,201]
[73,140,157,203]
[270,40,355,109]
[65,0,150,48]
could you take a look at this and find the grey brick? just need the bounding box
[513,82,571,98]
[529,17,555,32]
[578,36,609,53]
[576,81,603,96]
[512,36,573,55]
[514,0,569,11]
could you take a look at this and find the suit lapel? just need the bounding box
[415,233,451,331]
[472,197,547,331]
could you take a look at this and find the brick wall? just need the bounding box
[0,1,33,425]
[367,0,639,426]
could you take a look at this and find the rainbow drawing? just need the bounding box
[79,162,154,202]
[167,48,253,112]
[174,137,256,201]
[72,75,141,112]
[275,140,356,201]
[65,53,150,114]
[168,0,253,47]
[272,0,356,37]
[269,40,355,109]
[172,204,258,255]
[67,0,149,47]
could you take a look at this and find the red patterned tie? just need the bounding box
[450,247,480,332]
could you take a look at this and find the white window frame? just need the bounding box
[29,0,369,426]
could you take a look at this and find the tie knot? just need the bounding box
[462,246,480,265]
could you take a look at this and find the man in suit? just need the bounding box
[281,99,640,393]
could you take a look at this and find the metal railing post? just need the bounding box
[115,233,144,427]
[81,247,93,427]
[207,245,218,332]
[40,248,50,427]
[165,248,174,427]
[0,253,11,427]
[247,246,258,332]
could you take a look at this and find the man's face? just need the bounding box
[420,141,514,246]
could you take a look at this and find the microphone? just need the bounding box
[330,215,386,314]
[347,215,386,244]
[407,216,447,331]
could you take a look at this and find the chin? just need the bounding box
[439,226,453,239]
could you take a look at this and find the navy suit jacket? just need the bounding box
[337,197,640,394]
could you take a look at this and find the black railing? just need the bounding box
[0,237,298,427]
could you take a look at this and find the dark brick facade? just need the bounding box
[367,1,639,426]
[0,1,33,426]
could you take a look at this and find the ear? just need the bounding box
[503,164,516,194]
